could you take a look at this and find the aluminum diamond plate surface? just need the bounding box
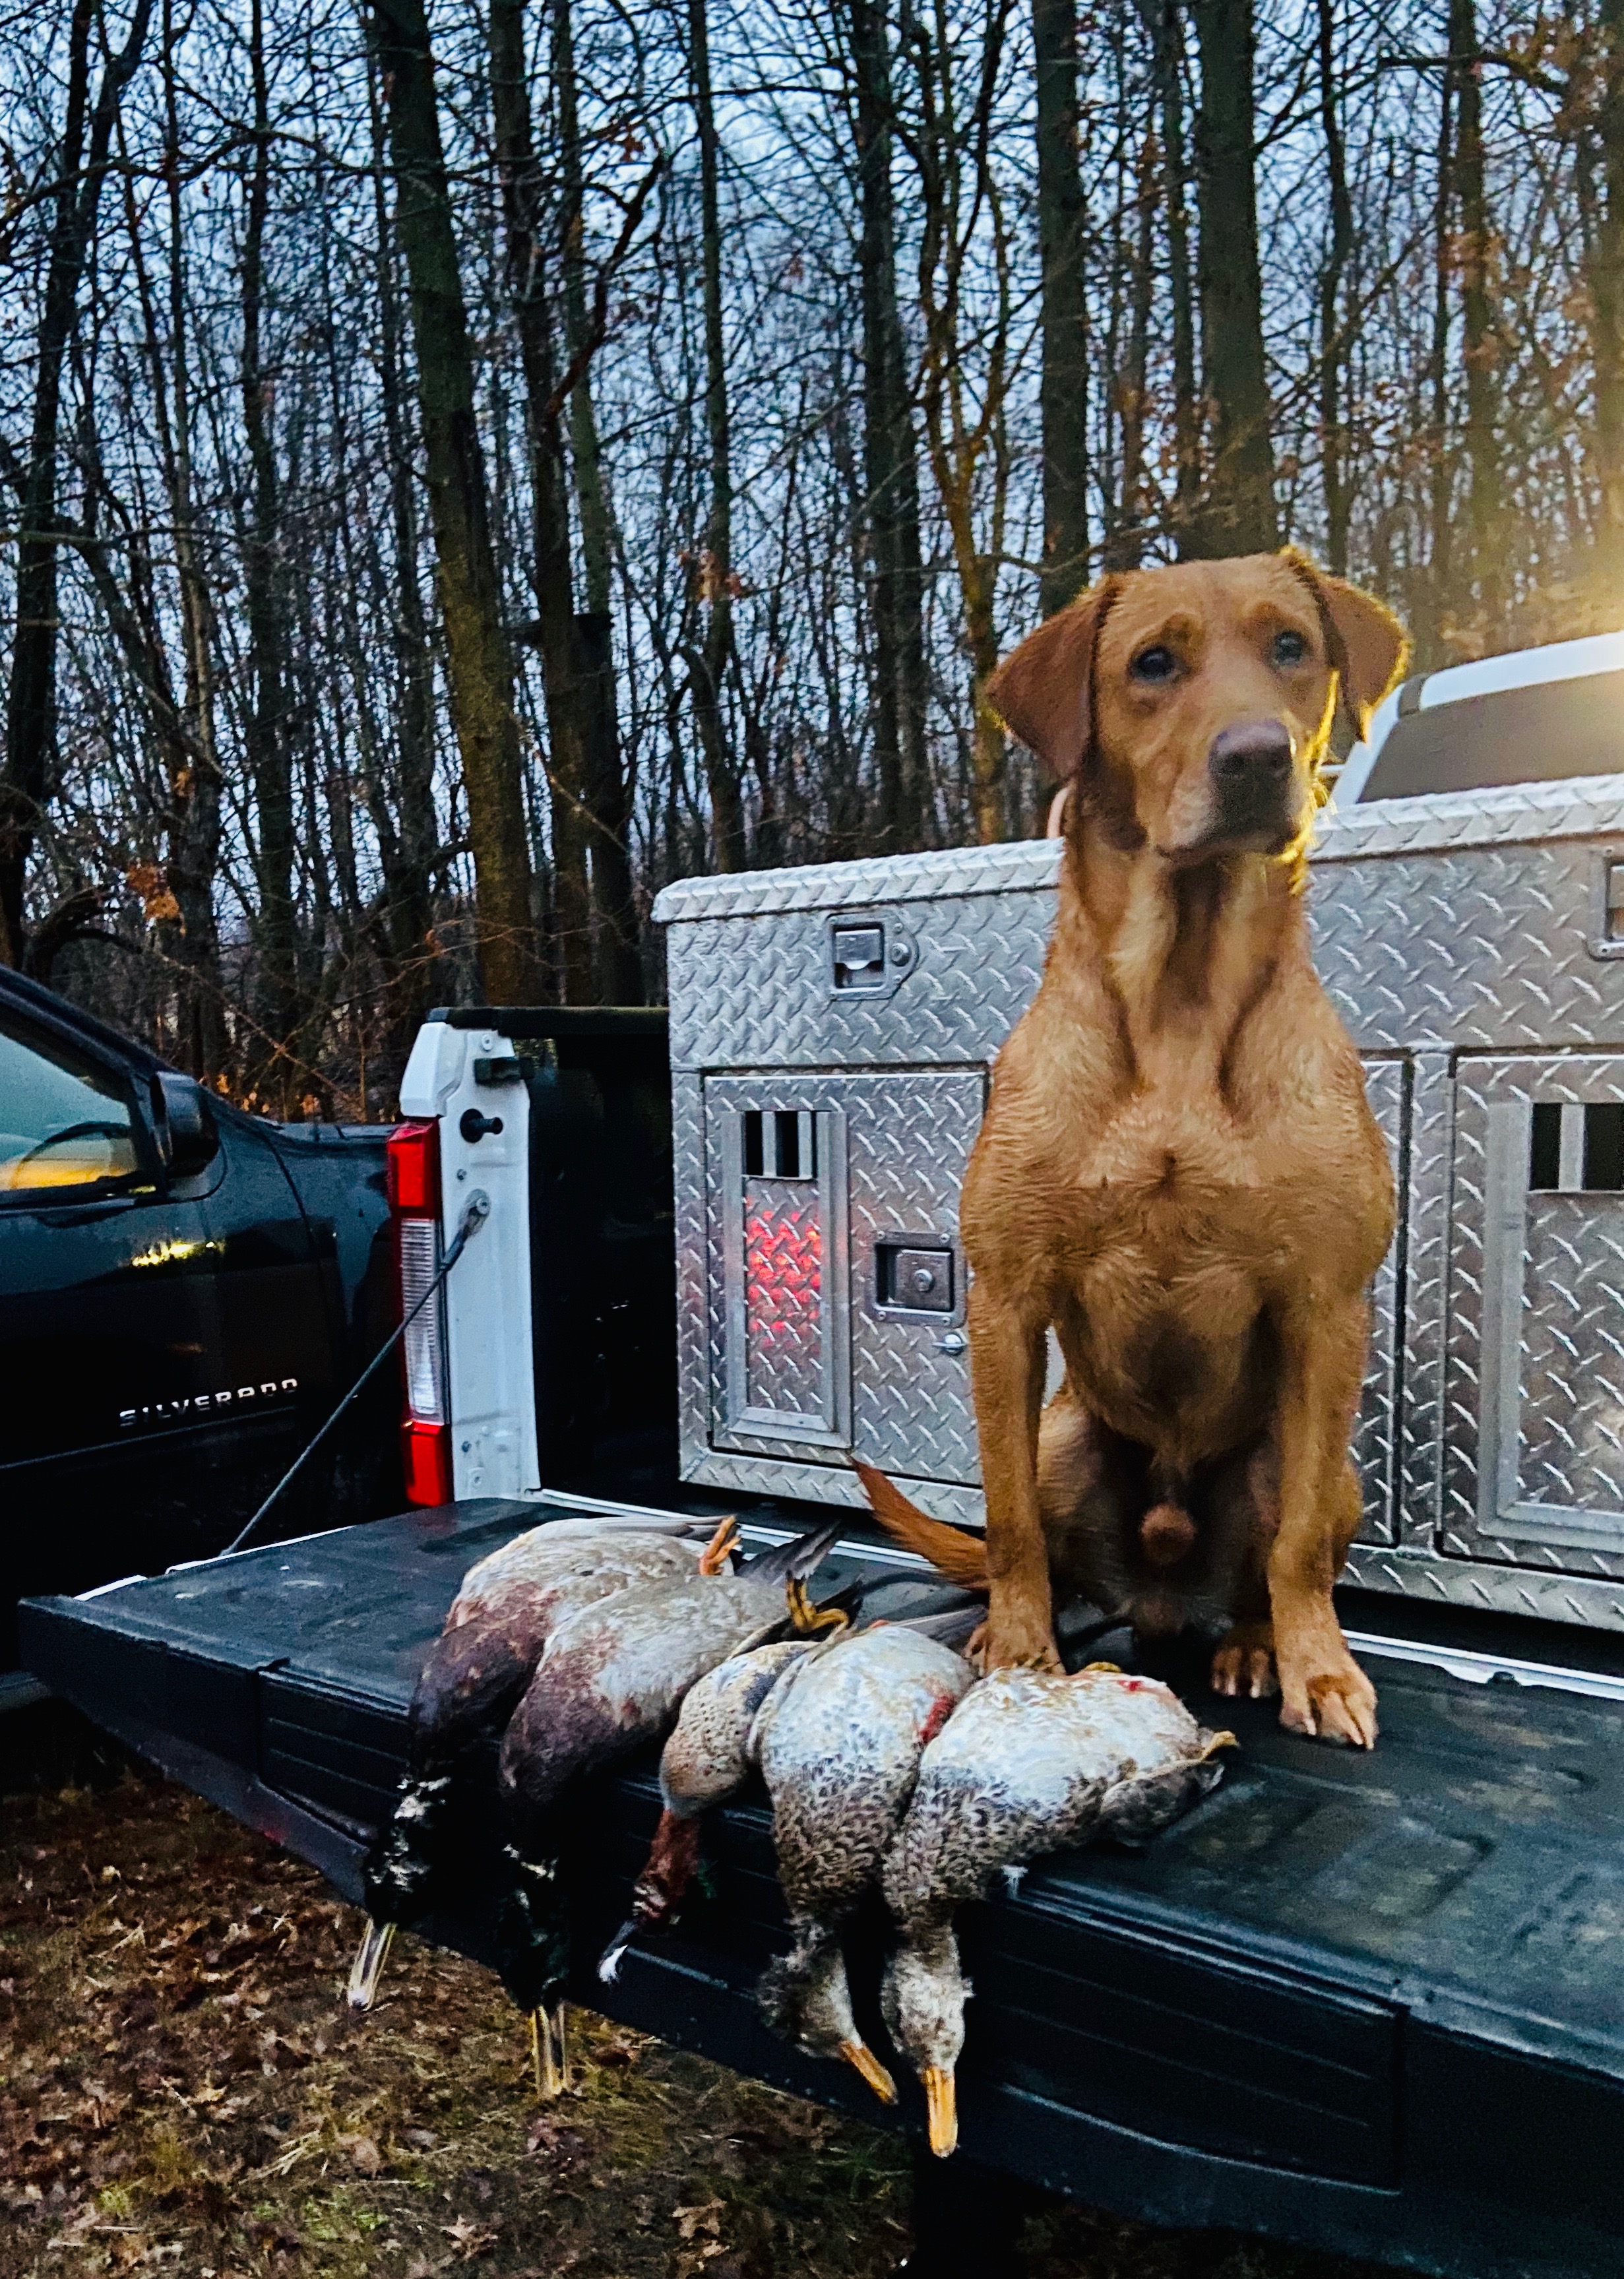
[1394,1054,1453,1551]
[673,1073,712,1493]
[847,1071,984,1485]
[1313,772,1624,862]
[1344,1544,1624,1633]
[666,890,1057,1074]
[1447,1057,1624,1582]
[656,838,1062,924]
[1309,838,1624,1054]
[1354,1060,1404,1544]
[742,1182,825,1417]
[1518,1198,1624,1516]
[666,817,1624,1076]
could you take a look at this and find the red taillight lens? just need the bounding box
[387,1119,439,1212]
[390,1117,451,1505]
[400,1420,454,1507]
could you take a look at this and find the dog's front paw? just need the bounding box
[1276,1637,1378,1749]
[981,1615,1063,1675]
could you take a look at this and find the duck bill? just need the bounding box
[346,1916,396,2011]
[922,2065,958,2157]
[597,1916,641,1984]
[838,2037,897,2105]
[530,2003,568,2098]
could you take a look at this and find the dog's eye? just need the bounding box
[1130,644,1176,683]
[1272,629,1309,668]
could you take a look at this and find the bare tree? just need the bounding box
[685,0,745,872]
[371,0,540,1002]
[491,0,594,1000]
[899,0,1021,840]
[1316,0,1354,573]
[1,0,152,970]
[846,0,931,839]
[1191,0,1277,554]
[1032,0,1090,609]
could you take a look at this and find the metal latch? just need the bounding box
[832,925,886,990]
[876,1241,954,1313]
[1605,863,1624,943]
[473,1055,524,1086]
[1587,854,1624,960]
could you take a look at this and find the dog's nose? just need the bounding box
[1208,719,1293,787]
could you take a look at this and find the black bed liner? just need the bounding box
[20,1498,1624,2279]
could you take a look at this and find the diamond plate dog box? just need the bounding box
[654,772,1624,1632]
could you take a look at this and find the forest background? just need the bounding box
[1,0,1616,1113]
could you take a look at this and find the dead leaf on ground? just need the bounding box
[340,2133,382,2174]
[524,2115,586,2166]
[441,2212,501,2261]
[675,2197,726,2241]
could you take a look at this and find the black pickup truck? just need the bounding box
[0,966,399,1684]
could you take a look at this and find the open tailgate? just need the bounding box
[20,1497,1624,2279]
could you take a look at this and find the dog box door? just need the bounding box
[704,1082,851,1457]
[847,1070,984,1487]
[1446,1056,1624,1575]
[701,1071,984,1483]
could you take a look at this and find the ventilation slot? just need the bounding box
[743,1108,815,1181]
[1528,1102,1624,1193]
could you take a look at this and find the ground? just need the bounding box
[0,1765,1383,2279]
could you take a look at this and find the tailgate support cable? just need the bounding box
[220,1190,491,1559]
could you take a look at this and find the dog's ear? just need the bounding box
[1280,549,1409,738]
[986,578,1119,781]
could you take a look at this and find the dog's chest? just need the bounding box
[1060,1100,1294,1268]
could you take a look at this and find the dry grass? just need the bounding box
[0,1768,1382,2279]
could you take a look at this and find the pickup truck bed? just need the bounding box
[20,1497,1624,2279]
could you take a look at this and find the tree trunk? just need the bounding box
[367,38,441,1069]
[1590,0,1624,534]
[1449,0,1499,633]
[687,0,745,872]
[1032,0,1090,612]
[1104,124,1156,571]
[1141,0,1200,552]
[491,0,592,1002]
[1190,0,1277,555]
[1,0,152,968]
[164,22,226,1082]
[1315,0,1354,574]
[555,0,641,994]
[241,0,299,1102]
[371,0,540,1003]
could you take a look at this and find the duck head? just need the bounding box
[759,1940,896,2106]
[882,1923,967,2156]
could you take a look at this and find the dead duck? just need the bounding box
[881,1665,1233,2157]
[598,1637,821,1979]
[492,1522,846,2078]
[499,1522,844,1837]
[602,1615,975,2106]
[349,1511,736,2009]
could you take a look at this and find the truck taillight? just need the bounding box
[389,1119,453,1506]
[387,1117,439,1212]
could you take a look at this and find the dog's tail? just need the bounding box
[852,1459,991,1592]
